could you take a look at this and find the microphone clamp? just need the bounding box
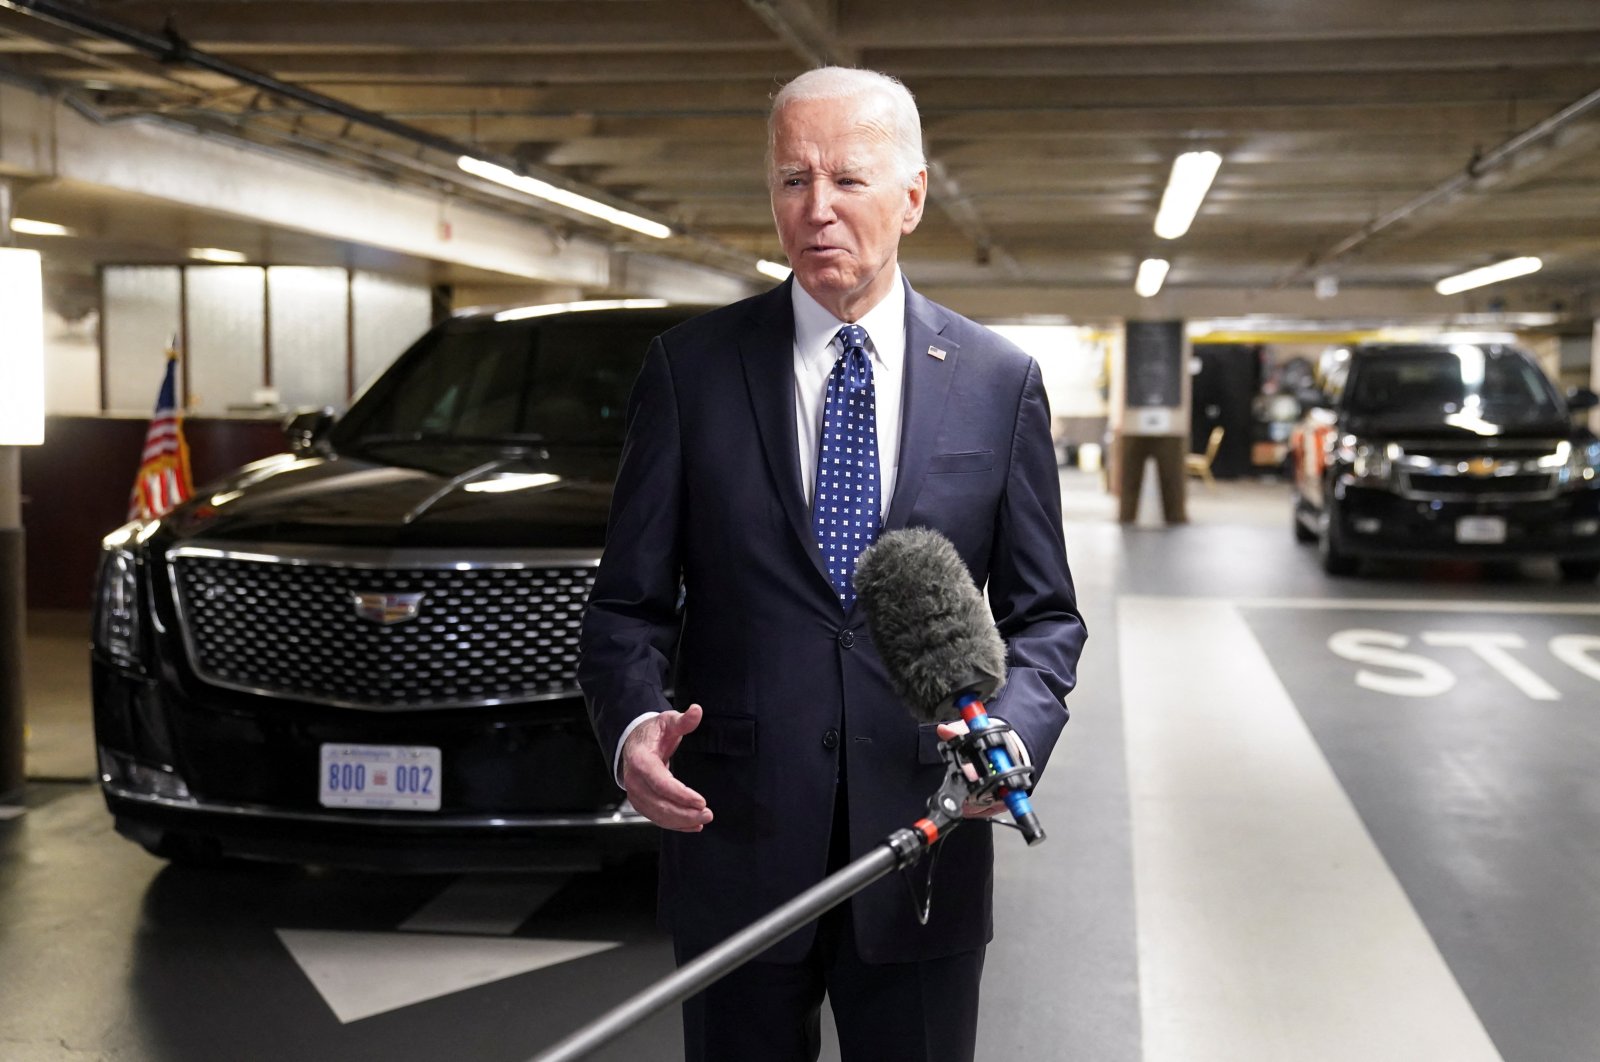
[939,700,1047,846]
[941,716,1036,803]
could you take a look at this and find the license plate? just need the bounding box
[1456,516,1507,545]
[319,744,441,811]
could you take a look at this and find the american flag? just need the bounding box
[128,353,193,520]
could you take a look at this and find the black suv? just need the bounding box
[92,301,701,870]
[1289,341,1600,579]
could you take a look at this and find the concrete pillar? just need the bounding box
[1115,319,1189,524]
[0,447,23,803]
[1591,319,1600,437]
[0,180,24,803]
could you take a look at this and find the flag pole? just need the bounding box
[128,338,194,522]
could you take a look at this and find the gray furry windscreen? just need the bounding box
[852,528,1006,721]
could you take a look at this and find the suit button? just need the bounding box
[822,728,840,750]
[838,629,855,649]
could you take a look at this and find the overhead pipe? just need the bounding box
[2,0,467,157]
[0,0,680,239]
[1289,83,1600,283]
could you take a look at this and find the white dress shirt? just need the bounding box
[792,274,1032,781]
[790,270,905,518]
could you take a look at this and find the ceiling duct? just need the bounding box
[0,0,687,247]
[1288,83,1600,283]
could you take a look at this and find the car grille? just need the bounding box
[168,547,598,709]
[1400,471,1557,500]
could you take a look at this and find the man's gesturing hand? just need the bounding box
[620,705,714,832]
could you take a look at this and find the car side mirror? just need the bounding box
[1566,387,1599,413]
[282,407,335,453]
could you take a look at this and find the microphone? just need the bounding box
[854,528,1045,845]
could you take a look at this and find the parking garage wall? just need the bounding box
[94,265,432,416]
[22,415,286,610]
[22,265,435,610]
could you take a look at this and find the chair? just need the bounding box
[1186,426,1224,487]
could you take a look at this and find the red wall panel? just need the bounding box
[20,415,286,609]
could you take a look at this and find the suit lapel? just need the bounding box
[884,283,959,532]
[739,282,831,586]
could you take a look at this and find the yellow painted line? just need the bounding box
[1190,331,1381,345]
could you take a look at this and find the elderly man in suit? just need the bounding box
[578,65,1086,1062]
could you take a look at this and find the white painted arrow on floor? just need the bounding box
[277,928,620,1023]
[278,874,620,1023]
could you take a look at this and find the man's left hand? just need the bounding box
[935,718,1032,819]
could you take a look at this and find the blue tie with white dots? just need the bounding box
[813,323,880,611]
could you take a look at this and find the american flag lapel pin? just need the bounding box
[927,345,947,361]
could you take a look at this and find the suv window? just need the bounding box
[1344,345,1561,419]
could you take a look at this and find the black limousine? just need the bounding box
[93,300,701,870]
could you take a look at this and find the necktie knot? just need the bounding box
[837,323,869,352]
[835,325,871,389]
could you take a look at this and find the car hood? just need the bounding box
[158,445,618,549]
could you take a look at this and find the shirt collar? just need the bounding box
[790,267,905,373]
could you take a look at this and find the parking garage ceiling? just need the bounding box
[0,0,1597,318]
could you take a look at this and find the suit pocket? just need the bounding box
[926,449,994,475]
[917,723,944,765]
[680,714,757,757]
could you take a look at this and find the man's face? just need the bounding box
[769,96,926,322]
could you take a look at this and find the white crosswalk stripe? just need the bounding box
[1120,596,1504,1062]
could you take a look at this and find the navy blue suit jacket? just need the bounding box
[578,278,1086,964]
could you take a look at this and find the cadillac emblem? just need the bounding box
[352,590,426,625]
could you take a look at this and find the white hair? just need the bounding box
[768,66,927,189]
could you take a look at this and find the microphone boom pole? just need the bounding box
[534,530,1046,1059]
[529,790,964,1062]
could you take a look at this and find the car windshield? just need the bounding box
[336,315,668,450]
[1344,345,1562,420]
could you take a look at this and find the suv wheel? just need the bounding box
[140,831,228,868]
[1319,498,1358,576]
[1559,559,1600,582]
[1292,495,1317,544]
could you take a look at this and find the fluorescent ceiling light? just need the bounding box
[1434,256,1542,296]
[757,259,792,281]
[458,156,671,240]
[0,248,45,446]
[1135,258,1170,298]
[493,298,669,323]
[1153,151,1222,240]
[10,217,74,237]
[189,247,248,263]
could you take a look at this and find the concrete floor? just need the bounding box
[16,610,95,783]
[4,470,1599,1061]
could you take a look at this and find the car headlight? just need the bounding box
[1334,435,1393,483]
[96,525,145,668]
[1560,438,1600,487]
